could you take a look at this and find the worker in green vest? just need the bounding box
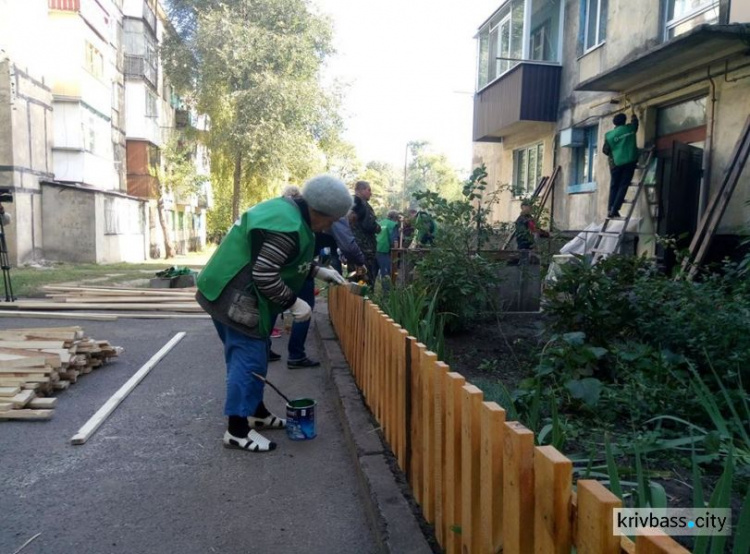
[375,209,400,288]
[196,175,351,453]
[603,112,639,218]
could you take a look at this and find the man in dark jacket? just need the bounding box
[603,113,639,218]
[515,200,548,250]
[350,180,380,285]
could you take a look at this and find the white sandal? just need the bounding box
[223,430,276,452]
[248,414,286,430]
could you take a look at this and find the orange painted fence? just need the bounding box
[328,287,691,554]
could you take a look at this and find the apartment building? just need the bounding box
[473,0,750,267]
[0,0,211,265]
[123,0,210,258]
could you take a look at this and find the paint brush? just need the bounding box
[252,372,292,404]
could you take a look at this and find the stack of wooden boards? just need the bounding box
[0,285,206,320]
[0,325,122,420]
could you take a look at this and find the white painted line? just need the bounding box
[71,332,187,445]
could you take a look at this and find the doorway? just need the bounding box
[654,97,707,273]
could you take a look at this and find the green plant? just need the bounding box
[377,285,446,359]
[409,165,505,331]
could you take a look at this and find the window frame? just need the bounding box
[663,0,720,40]
[583,0,608,53]
[513,142,545,197]
[569,125,599,194]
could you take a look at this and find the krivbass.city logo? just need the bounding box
[614,508,732,536]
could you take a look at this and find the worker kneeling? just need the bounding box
[196,175,351,452]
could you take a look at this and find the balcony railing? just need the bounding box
[124,55,157,89]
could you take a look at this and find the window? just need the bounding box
[665,0,719,39]
[85,41,104,79]
[583,0,608,51]
[476,0,562,89]
[657,97,707,136]
[513,142,544,196]
[145,90,158,119]
[570,126,599,192]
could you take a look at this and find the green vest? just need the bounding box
[197,198,314,335]
[376,219,397,253]
[605,123,639,167]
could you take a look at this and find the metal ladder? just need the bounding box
[591,147,657,264]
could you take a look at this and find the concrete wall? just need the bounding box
[731,0,750,22]
[42,183,147,263]
[42,185,97,262]
[125,81,159,144]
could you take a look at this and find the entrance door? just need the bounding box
[657,142,703,273]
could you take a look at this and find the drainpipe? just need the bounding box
[700,70,717,221]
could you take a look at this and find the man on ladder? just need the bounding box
[603,112,640,218]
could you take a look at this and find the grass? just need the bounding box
[7,246,214,298]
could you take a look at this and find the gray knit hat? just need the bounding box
[302,175,353,219]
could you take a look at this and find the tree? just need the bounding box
[151,135,205,258]
[404,142,462,206]
[163,0,342,229]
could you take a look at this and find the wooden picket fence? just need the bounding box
[328,286,691,554]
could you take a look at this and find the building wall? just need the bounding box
[0,60,54,264]
[42,183,146,262]
[731,0,750,22]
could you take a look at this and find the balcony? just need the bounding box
[124,55,157,89]
[577,24,750,92]
[473,62,561,142]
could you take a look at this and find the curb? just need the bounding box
[312,302,433,554]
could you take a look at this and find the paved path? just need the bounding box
[0,315,377,554]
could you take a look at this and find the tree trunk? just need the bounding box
[232,152,242,223]
[157,185,175,259]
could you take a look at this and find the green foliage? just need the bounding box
[376,285,446,360]
[408,165,505,331]
[163,0,343,223]
[404,141,462,204]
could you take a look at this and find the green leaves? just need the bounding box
[565,378,603,408]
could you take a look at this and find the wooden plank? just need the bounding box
[0,340,66,349]
[635,532,690,553]
[0,311,118,321]
[422,350,438,523]
[0,385,21,397]
[71,332,186,444]
[503,421,535,554]
[410,341,426,503]
[0,366,53,375]
[576,480,621,554]
[480,402,506,554]
[10,389,36,409]
[0,409,53,420]
[28,397,57,409]
[444,372,465,554]
[3,302,202,312]
[534,445,572,554]
[0,354,51,367]
[51,381,70,390]
[433,361,449,547]
[0,348,62,368]
[396,328,409,471]
[461,384,483,554]
[0,402,12,411]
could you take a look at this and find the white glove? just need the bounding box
[289,298,312,322]
[315,266,346,285]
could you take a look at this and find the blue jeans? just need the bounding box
[213,319,268,417]
[288,277,315,361]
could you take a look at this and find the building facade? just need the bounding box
[0,0,210,265]
[473,0,750,266]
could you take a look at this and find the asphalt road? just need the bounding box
[0,316,377,554]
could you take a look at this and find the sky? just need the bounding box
[312,0,501,175]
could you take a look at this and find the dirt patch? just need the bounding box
[443,313,546,392]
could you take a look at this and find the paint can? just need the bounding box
[286,398,317,440]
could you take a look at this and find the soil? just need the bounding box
[443,312,547,392]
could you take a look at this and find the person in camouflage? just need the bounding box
[349,180,380,286]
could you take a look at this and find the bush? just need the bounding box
[410,165,505,331]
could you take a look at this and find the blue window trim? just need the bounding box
[568,181,597,194]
